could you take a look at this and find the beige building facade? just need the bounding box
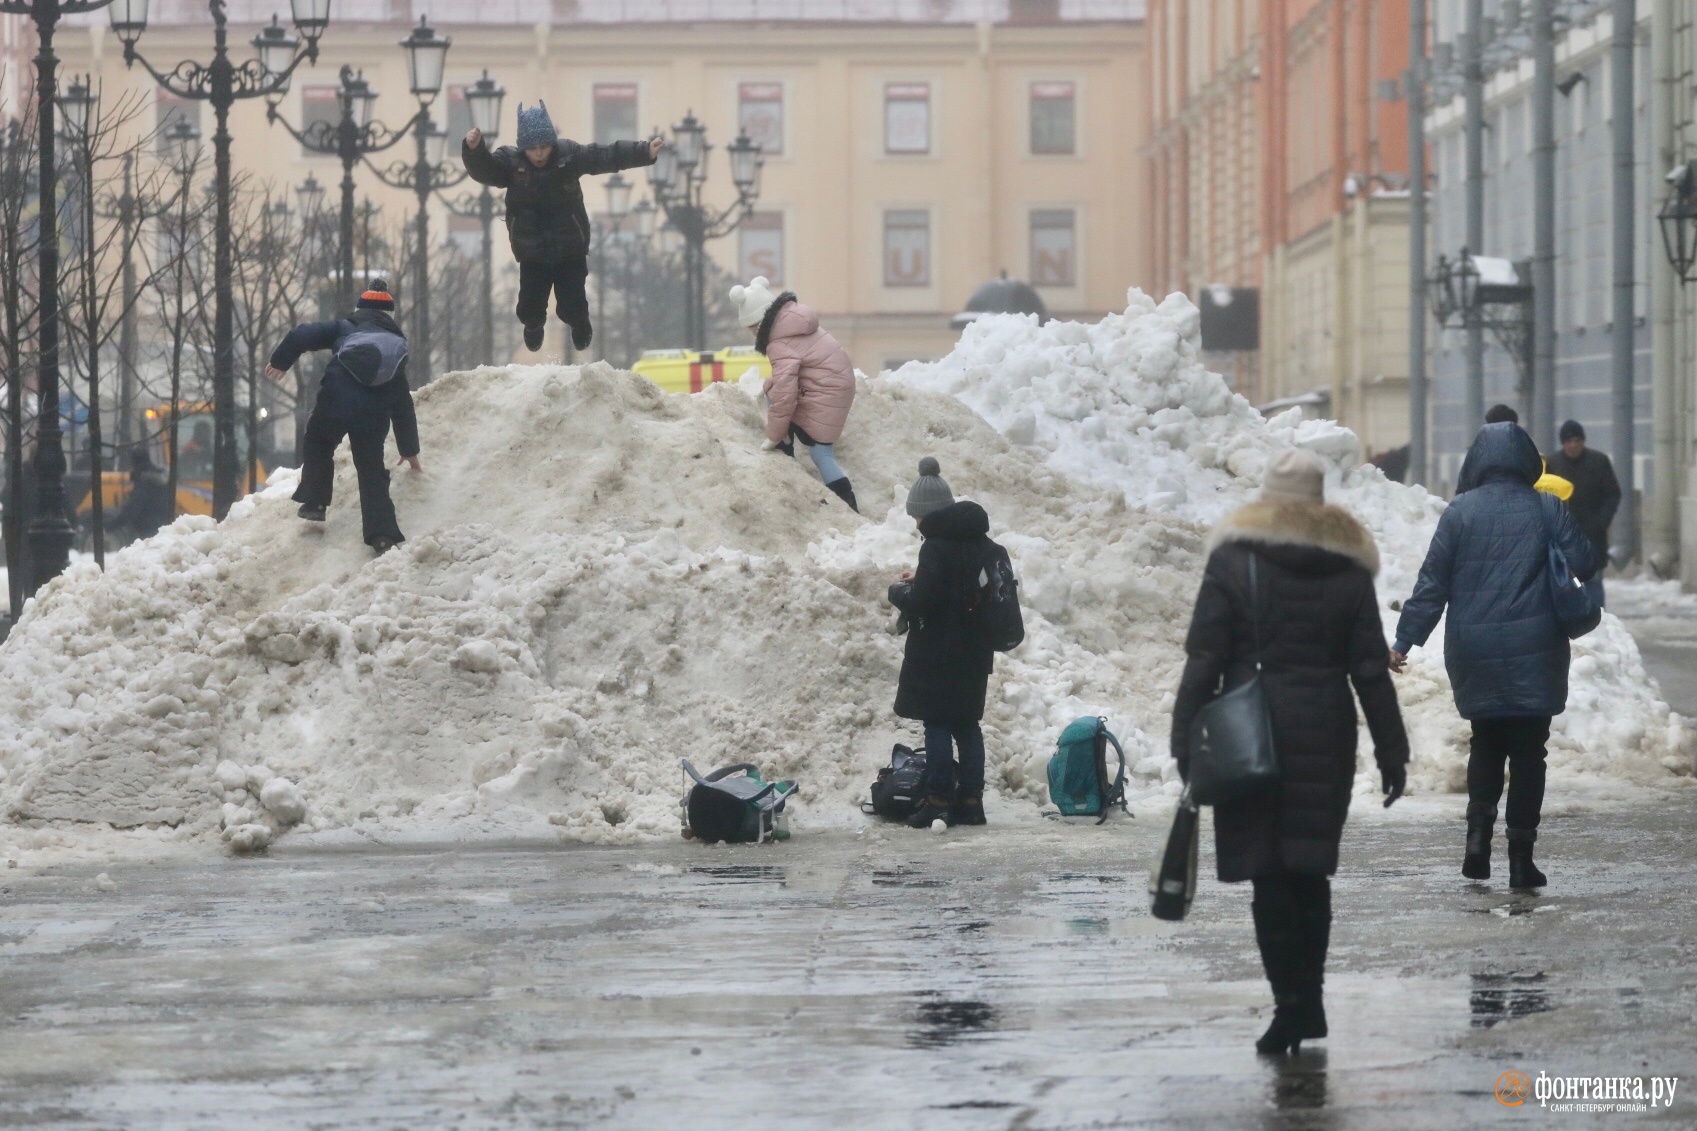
[9,2,1148,371]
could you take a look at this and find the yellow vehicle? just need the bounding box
[73,402,269,523]
[631,347,771,394]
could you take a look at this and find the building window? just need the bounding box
[884,83,930,155]
[1030,81,1075,155]
[156,90,201,154]
[884,209,930,286]
[445,84,472,141]
[738,211,784,286]
[295,85,336,153]
[447,212,480,256]
[593,83,639,146]
[1030,209,1076,287]
[738,82,783,157]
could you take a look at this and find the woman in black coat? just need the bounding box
[888,459,996,829]
[1171,450,1409,1056]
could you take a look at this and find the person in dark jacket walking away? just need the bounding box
[265,281,421,554]
[888,459,997,829]
[1544,420,1621,587]
[462,104,660,355]
[1172,449,1408,1056]
[112,447,174,541]
[1391,423,1596,890]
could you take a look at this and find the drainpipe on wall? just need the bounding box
[1532,0,1559,455]
[1611,0,1639,564]
[1650,0,1680,575]
[1409,0,1429,486]
[1464,0,1487,429]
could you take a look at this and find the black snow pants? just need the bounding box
[293,407,404,547]
[1250,873,1331,1007]
[516,256,590,330]
[1467,716,1551,830]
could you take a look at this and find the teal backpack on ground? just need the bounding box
[1047,716,1130,824]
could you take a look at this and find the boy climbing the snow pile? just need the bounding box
[734,275,859,512]
[462,102,661,355]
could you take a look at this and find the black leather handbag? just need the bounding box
[1149,785,1200,921]
[1187,553,1280,805]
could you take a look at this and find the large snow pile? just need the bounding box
[0,291,1688,858]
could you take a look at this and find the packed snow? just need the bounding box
[0,291,1689,860]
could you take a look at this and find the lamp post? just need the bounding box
[56,74,107,565]
[439,70,505,364]
[623,196,656,365]
[364,16,460,383]
[0,0,119,593]
[646,112,763,350]
[266,65,416,314]
[110,0,328,521]
[1659,161,1697,284]
[594,172,633,363]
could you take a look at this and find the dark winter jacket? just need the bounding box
[1394,423,1596,720]
[114,468,174,539]
[888,501,997,724]
[1172,499,1407,881]
[461,137,656,263]
[268,310,420,457]
[1544,445,1622,561]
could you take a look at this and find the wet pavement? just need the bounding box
[3,793,1695,1130]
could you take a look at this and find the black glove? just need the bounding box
[1380,762,1407,808]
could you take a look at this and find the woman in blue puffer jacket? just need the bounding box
[1390,422,1596,890]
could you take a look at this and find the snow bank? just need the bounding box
[0,293,1688,858]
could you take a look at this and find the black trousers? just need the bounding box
[1468,716,1551,829]
[1251,873,1331,999]
[293,407,403,547]
[516,256,590,329]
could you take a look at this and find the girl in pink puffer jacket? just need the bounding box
[731,276,858,512]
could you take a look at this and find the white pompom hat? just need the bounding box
[729,276,778,328]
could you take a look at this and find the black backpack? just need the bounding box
[862,743,928,820]
[967,541,1024,653]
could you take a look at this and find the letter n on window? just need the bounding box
[1030,209,1076,287]
[739,212,784,286]
[884,210,930,286]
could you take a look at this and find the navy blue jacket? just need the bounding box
[269,310,420,457]
[1394,423,1596,719]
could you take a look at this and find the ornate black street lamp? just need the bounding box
[109,0,329,521]
[266,65,421,314]
[647,111,763,350]
[593,171,634,362]
[362,17,461,383]
[439,70,505,364]
[0,0,119,592]
[1659,160,1697,284]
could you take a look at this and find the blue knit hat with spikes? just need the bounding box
[515,101,557,149]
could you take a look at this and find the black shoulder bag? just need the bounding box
[1186,553,1281,805]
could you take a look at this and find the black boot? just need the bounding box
[569,316,593,351]
[906,796,955,829]
[950,793,986,826]
[1293,897,1330,1042]
[523,323,545,352]
[825,477,859,513]
[297,503,326,522]
[1252,901,1307,1055]
[1506,827,1546,889]
[1463,802,1497,880]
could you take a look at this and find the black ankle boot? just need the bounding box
[825,477,859,513]
[1464,802,1497,880]
[950,794,985,826]
[1252,903,1308,1054]
[906,796,955,829]
[1506,827,1546,889]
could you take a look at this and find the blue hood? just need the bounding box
[1455,422,1542,493]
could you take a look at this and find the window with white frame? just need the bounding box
[1030,81,1076,155]
[1030,209,1076,287]
[156,90,202,155]
[884,83,930,155]
[738,211,784,286]
[593,83,639,146]
[884,209,930,286]
[738,82,783,157]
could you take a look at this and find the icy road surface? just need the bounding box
[3,795,1695,1129]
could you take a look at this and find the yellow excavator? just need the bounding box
[72,402,269,523]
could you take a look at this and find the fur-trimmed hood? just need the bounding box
[1209,499,1380,576]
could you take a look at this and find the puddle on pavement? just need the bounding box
[907,996,999,1048]
[1267,1048,1329,1111]
[686,865,786,885]
[872,867,944,889]
[1470,971,1553,1027]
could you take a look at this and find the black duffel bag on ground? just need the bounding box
[861,743,927,821]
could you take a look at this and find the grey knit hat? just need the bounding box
[515,101,557,149]
[906,457,954,518]
[1260,448,1325,504]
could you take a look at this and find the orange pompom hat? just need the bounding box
[357,279,395,311]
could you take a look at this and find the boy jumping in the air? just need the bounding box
[462,102,661,354]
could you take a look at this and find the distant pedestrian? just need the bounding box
[1544,420,1621,580]
[734,276,859,512]
[1460,404,1573,501]
[462,104,660,355]
[888,459,997,828]
[1172,449,1407,1056]
[264,280,420,554]
[1391,423,1597,890]
[113,447,174,540]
